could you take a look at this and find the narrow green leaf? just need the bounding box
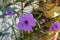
[24,0,34,7]
[0,32,2,36]
[16,0,26,2]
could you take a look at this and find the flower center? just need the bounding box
[8,11,11,13]
[25,21,28,24]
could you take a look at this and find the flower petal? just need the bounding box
[23,24,32,32]
[26,13,34,20]
[18,22,24,30]
[50,21,60,31]
[29,19,36,27]
[6,9,14,16]
[18,13,36,32]
[19,15,26,22]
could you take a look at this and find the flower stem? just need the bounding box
[12,16,18,40]
[26,32,30,40]
[12,26,17,40]
[21,0,23,15]
[20,30,25,40]
[19,0,25,40]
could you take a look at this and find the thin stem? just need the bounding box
[20,30,25,40]
[12,26,17,40]
[10,0,18,40]
[19,0,25,40]
[11,16,17,40]
[27,33,30,40]
[21,0,24,15]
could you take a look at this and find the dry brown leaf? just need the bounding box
[44,3,60,18]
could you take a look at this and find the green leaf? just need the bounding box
[24,0,34,7]
[0,6,2,9]
[37,15,42,19]
[16,0,26,2]
[0,32,2,36]
[36,22,41,29]
[0,32,10,36]
[5,3,12,8]
[3,0,7,2]
[2,32,10,36]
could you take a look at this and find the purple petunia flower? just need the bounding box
[40,18,45,25]
[50,21,60,31]
[6,9,14,16]
[18,13,36,32]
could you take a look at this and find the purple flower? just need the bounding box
[50,21,60,31]
[6,9,14,16]
[18,13,36,32]
[40,18,45,25]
